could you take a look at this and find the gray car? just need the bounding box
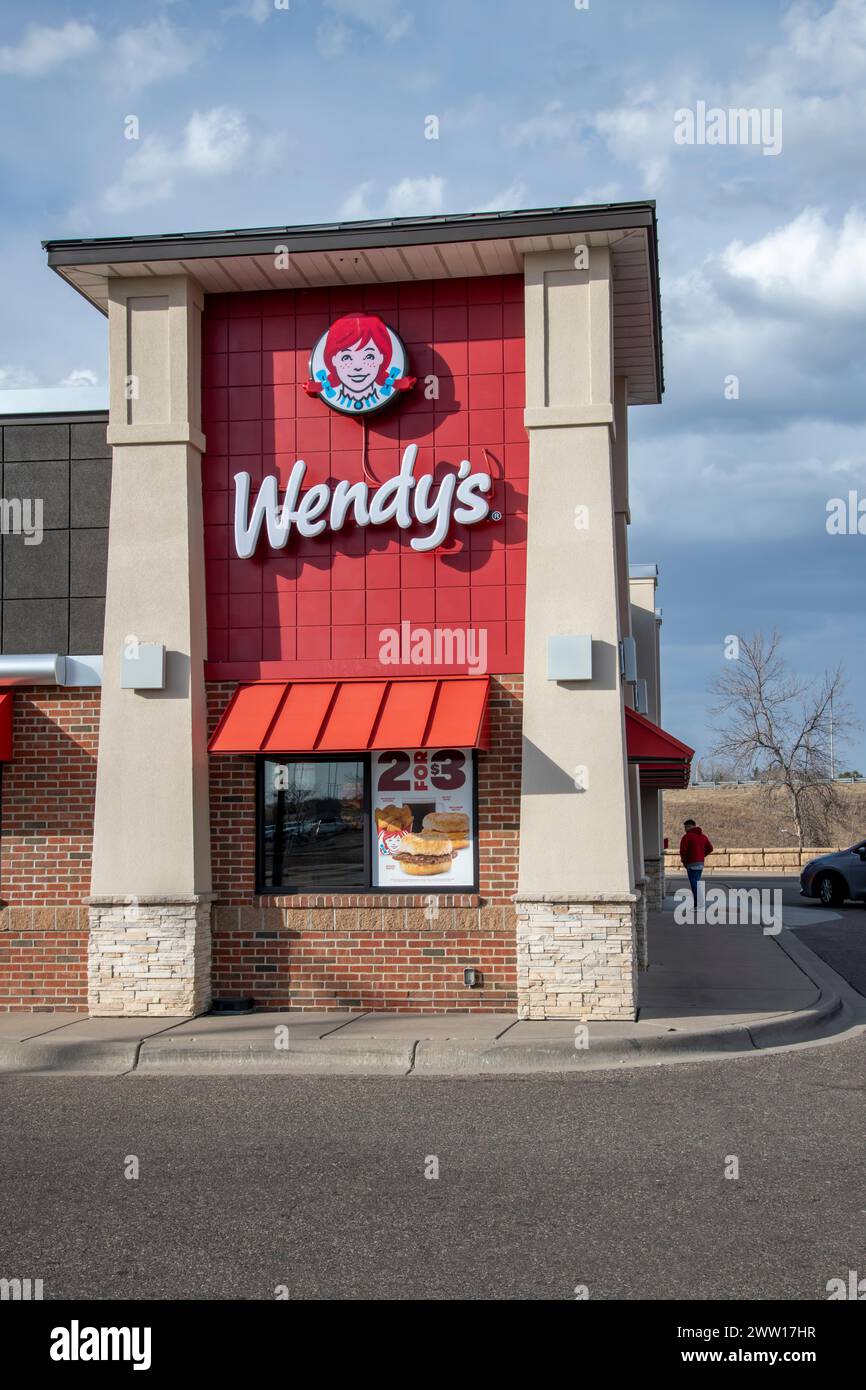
[800,840,866,906]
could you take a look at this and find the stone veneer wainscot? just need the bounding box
[515,894,638,1020]
[87,897,212,1017]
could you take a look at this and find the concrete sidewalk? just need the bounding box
[0,911,859,1076]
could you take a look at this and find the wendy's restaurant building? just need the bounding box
[0,202,693,1021]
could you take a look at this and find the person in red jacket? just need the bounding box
[680,819,714,905]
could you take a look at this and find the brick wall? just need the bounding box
[211,903,516,1012]
[0,687,99,1010]
[478,674,521,903]
[207,681,257,905]
[206,675,522,1010]
[0,908,88,1012]
[1,688,99,903]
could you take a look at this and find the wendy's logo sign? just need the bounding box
[304,312,415,415]
[234,444,492,557]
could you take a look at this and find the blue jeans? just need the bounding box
[686,864,704,904]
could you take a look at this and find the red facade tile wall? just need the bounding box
[201,276,527,681]
[0,689,98,1011]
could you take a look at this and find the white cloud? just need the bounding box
[59,369,99,388]
[223,0,274,22]
[631,418,866,542]
[630,207,866,449]
[384,176,445,216]
[593,84,679,190]
[0,364,37,388]
[506,101,578,147]
[399,69,437,94]
[339,181,375,219]
[575,181,622,204]
[592,0,866,189]
[110,18,199,92]
[441,96,495,134]
[722,207,866,313]
[316,21,351,60]
[319,0,412,52]
[472,182,527,213]
[103,107,254,213]
[339,176,446,220]
[103,137,175,213]
[184,108,250,174]
[778,0,866,88]
[0,21,98,77]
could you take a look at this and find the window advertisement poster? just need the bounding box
[372,748,474,888]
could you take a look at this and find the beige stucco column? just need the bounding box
[630,567,665,913]
[515,247,638,1020]
[612,375,648,963]
[87,275,212,1017]
[612,376,632,647]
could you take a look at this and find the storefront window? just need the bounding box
[260,758,366,891]
[257,749,478,893]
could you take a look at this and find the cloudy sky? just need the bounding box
[1,0,864,770]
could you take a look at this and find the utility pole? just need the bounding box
[829,689,835,781]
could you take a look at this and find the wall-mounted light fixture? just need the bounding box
[547,634,592,682]
[120,642,166,690]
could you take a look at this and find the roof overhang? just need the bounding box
[43,202,663,406]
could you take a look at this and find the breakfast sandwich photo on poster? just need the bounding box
[371,748,474,889]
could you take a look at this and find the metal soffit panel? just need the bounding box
[46,206,663,404]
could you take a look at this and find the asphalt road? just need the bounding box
[4,870,865,1304]
[3,1029,866,1301]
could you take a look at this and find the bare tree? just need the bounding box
[694,757,738,784]
[709,631,858,849]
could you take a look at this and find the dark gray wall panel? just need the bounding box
[4,531,69,599]
[0,414,110,653]
[3,459,70,529]
[71,421,110,459]
[70,597,106,652]
[3,599,68,653]
[4,423,70,462]
[70,458,111,528]
[70,529,109,597]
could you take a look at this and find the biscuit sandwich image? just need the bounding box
[375,803,413,833]
[421,811,470,851]
[391,831,456,876]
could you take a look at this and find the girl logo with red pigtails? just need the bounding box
[304,313,415,416]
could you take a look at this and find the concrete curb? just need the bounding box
[0,926,858,1077]
[749,927,865,1046]
[746,987,843,1047]
[0,1004,851,1079]
[412,1027,756,1074]
[135,1038,416,1076]
[0,1039,142,1075]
